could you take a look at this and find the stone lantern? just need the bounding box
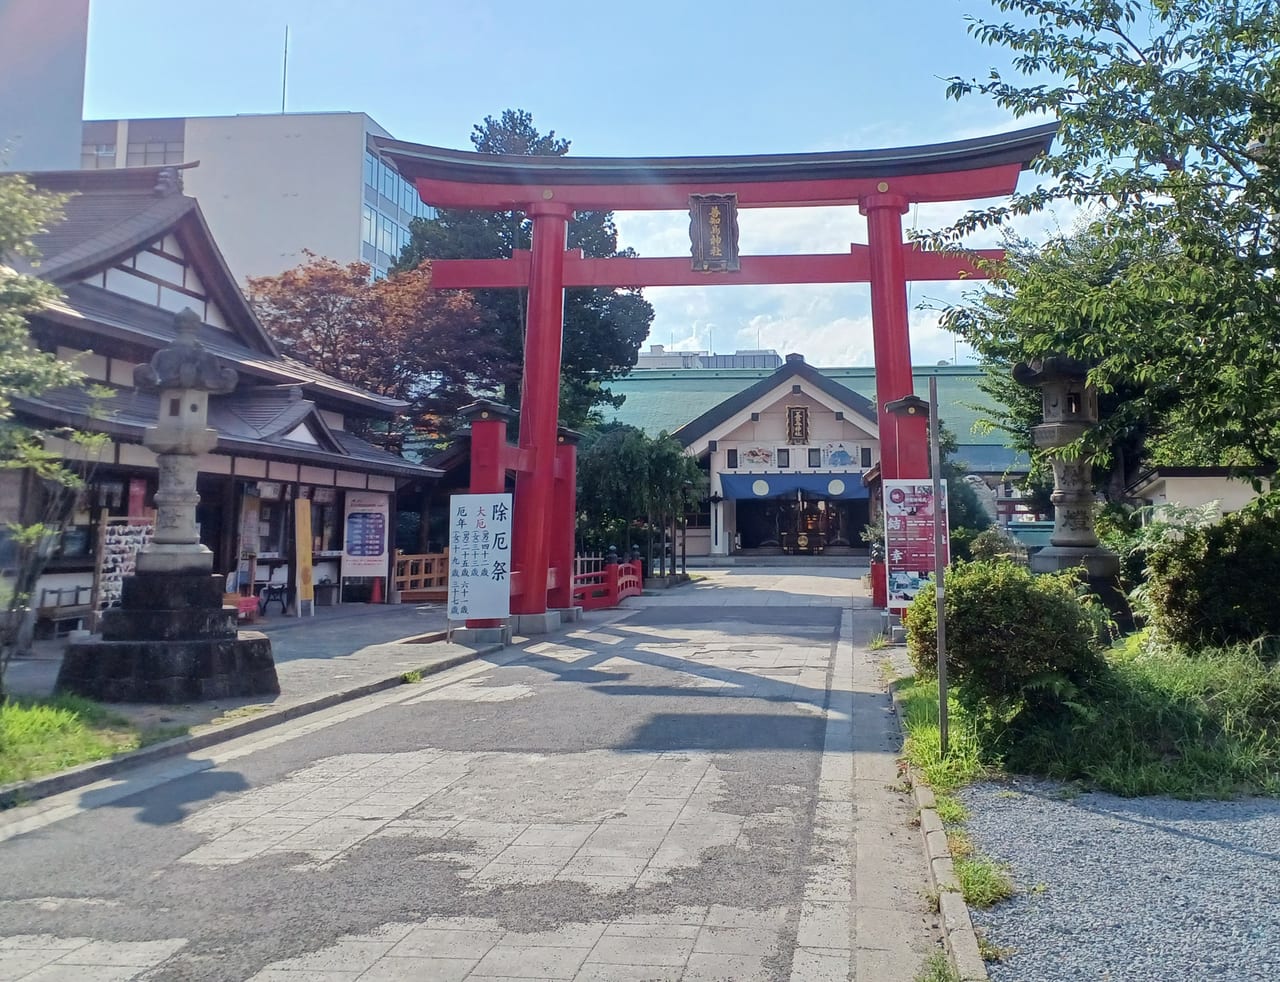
[134,309,236,573]
[57,309,279,702]
[1012,356,1118,578]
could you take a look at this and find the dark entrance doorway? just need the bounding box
[736,496,869,554]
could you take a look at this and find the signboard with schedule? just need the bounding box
[447,493,513,620]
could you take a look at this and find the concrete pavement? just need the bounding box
[0,567,940,980]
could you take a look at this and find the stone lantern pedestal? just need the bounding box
[1013,356,1119,580]
[57,310,279,703]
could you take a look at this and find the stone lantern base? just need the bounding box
[57,572,279,703]
[1030,545,1120,578]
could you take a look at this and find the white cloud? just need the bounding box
[613,157,1086,370]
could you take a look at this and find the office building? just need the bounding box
[0,0,90,171]
[80,112,434,282]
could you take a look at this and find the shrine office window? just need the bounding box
[776,449,790,468]
[808,448,822,467]
[861,447,873,468]
[726,449,739,469]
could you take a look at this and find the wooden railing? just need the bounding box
[572,560,643,611]
[393,549,449,601]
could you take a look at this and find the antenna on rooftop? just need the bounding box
[280,26,289,113]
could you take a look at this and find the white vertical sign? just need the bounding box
[448,493,513,620]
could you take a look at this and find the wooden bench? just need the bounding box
[36,586,93,637]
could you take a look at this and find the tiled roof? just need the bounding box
[604,363,1029,475]
[19,166,406,417]
[670,357,877,447]
[13,385,438,481]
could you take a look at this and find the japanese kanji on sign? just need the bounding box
[447,493,513,621]
[882,479,949,612]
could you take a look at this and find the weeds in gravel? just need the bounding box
[955,853,1016,908]
[400,670,424,683]
[976,933,1013,963]
[913,951,961,982]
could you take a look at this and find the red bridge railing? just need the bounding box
[572,561,643,611]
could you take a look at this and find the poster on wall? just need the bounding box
[341,492,390,579]
[822,442,859,467]
[447,493,513,621]
[883,480,950,612]
[741,446,774,468]
[93,519,154,612]
[294,499,314,616]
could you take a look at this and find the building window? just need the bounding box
[861,447,873,468]
[125,141,184,166]
[80,144,116,169]
[776,449,790,468]
[808,448,822,468]
[726,449,739,469]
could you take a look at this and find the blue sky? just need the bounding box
[83,0,1068,367]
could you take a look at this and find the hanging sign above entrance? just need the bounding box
[689,194,740,272]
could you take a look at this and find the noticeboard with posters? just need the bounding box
[340,492,390,579]
[883,479,949,612]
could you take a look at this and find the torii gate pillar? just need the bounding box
[862,192,928,480]
[512,201,573,616]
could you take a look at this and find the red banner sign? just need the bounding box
[883,479,949,611]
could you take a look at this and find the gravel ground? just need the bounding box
[957,780,1280,981]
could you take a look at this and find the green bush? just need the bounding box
[905,560,1105,736]
[967,528,1019,562]
[1144,496,1280,652]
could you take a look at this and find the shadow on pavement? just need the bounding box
[79,761,249,825]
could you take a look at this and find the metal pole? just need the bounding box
[928,376,949,756]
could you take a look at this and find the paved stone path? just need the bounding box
[0,568,938,980]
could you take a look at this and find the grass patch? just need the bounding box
[0,695,161,785]
[1003,634,1280,798]
[913,951,961,982]
[868,633,891,651]
[955,854,1016,908]
[899,630,1280,799]
[934,791,969,824]
[897,677,987,792]
[400,670,425,684]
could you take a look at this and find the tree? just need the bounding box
[247,253,504,444]
[933,1,1280,474]
[576,425,704,567]
[940,229,1178,498]
[0,175,99,693]
[394,110,654,428]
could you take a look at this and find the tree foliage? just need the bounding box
[933,1,1280,474]
[0,175,101,691]
[247,253,503,441]
[0,176,78,435]
[576,425,704,552]
[394,110,654,428]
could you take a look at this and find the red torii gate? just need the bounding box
[377,123,1056,621]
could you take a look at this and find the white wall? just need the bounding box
[182,113,368,283]
[1150,476,1266,516]
[0,0,89,171]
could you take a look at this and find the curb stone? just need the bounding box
[889,680,990,982]
[0,641,504,811]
